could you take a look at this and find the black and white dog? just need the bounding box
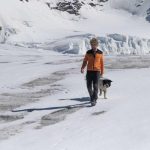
[98,78,112,99]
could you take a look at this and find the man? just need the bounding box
[81,38,104,106]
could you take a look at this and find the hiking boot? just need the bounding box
[91,99,97,106]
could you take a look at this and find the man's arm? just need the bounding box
[81,54,88,73]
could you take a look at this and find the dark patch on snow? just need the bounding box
[146,15,150,22]
[22,70,67,88]
[89,3,97,7]
[20,0,29,2]
[22,121,36,125]
[146,8,150,22]
[0,125,22,141]
[23,21,32,27]
[135,0,144,7]
[44,58,81,65]
[0,69,70,112]
[52,1,83,15]
[0,114,24,122]
[0,62,10,64]
[46,0,108,16]
[60,97,90,102]
[105,56,150,69]
[92,111,106,116]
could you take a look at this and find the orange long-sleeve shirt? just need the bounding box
[81,49,104,75]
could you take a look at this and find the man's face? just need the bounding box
[91,43,98,51]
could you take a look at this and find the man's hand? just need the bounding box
[81,68,84,74]
[81,60,87,74]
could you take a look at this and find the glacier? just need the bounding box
[1,0,150,55]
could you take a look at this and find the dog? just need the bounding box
[98,78,112,99]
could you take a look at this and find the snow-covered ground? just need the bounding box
[0,44,150,150]
[1,0,150,149]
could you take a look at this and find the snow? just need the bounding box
[0,0,77,43]
[0,44,150,149]
[0,44,63,93]
[0,0,150,149]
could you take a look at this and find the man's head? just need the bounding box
[90,38,99,51]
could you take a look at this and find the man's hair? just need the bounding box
[90,38,99,45]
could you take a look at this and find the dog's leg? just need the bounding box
[99,80,103,96]
[104,89,107,99]
[99,89,102,96]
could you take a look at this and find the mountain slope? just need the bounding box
[110,0,150,22]
[110,0,148,15]
[0,0,150,54]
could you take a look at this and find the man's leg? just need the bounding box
[86,72,93,101]
[93,71,100,102]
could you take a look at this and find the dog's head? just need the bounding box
[103,79,112,88]
[104,83,110,88]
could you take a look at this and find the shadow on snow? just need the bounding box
[12,97,91,113]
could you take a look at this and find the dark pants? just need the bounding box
[86,71,100,102]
